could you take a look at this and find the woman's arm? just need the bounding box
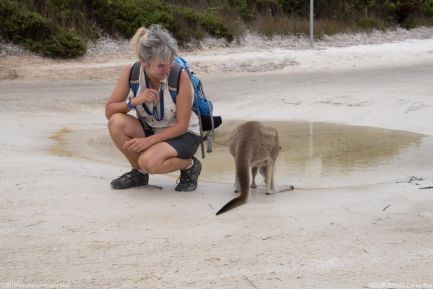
[105,65,160,120]
[104,65,134,120]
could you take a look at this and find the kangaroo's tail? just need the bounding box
[216,196,247,215]
[216,151,250,215]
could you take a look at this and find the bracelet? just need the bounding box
[126,98,136,111]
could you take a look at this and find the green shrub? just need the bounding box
[83,0,173,38]
[278,0,308,17]
[17,0,174,39]
[170,6,234,44]
[16,0,99,39]
[421,0,433,16]
[234,0,248,16]
[0,0,86,57]
[384,0,421,23]
[30,28,87,57]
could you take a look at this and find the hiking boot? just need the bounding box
[175,157,202,192]
[111,169,149,189]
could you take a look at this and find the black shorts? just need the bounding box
[165,132,202,159]
[138,119,201,159]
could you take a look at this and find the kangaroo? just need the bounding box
[216,121,294,215]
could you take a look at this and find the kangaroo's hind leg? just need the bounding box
[264,161,295,194]
[234,170,241,193]
[251,166,258,188]
[265,162,279,195]
[259,166,267,184]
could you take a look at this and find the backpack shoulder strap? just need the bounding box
[129,61,141,96]
[167,62,183,103]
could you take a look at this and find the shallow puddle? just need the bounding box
[50,120,433,188]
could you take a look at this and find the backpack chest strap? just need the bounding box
[129,61,141,96]
[167,63,183,101]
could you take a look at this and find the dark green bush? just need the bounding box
[278,0,308,16]
[82,0,173,38]
[170,6,234,43]
[16,0,174,39]
[421,0,433,16]
[31,28,87,57]
[384,0,421,23]
[0,0,86,57]
[16,0,99,39]
[234,0,249,17]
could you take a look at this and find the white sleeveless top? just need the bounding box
[135,68,200,135]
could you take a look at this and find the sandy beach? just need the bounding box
[1,32,433,289]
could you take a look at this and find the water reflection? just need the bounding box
[51,120,431,188]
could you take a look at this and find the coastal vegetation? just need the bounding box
[1,0,432,57]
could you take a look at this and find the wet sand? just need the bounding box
[1,44,433,288]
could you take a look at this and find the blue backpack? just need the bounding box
[129,56,222,158]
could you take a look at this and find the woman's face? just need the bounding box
[144,59,173,82]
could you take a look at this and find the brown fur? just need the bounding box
[216,121,294,215]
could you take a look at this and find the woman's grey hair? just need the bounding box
[130,24,178,64]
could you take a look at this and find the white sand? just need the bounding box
[1,35,433,288]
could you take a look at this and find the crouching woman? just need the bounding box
[105,25,201,191]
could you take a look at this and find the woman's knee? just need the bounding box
[107,113,127,132]
[138,153,161,174]
[108,114,144,139]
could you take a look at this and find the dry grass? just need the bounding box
[238,12,391,39]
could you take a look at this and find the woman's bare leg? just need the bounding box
[138,142,191,174]
[107,113,145,169]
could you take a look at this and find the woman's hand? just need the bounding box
[123,136,155,152]
[135,88,159,105]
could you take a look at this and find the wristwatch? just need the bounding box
[126,97,136,111]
